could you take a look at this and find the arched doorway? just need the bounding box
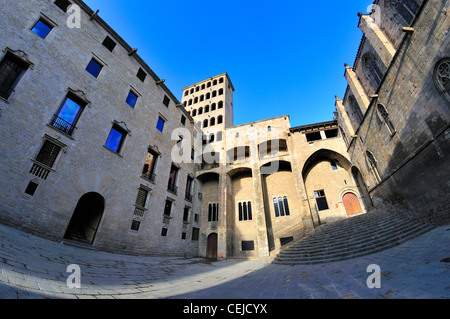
[206,233,218,260]
[343,193,363,216]
[64,192,105,245]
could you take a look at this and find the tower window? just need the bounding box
[102,36,117,52]
[86,58,103,78]
[31,19,53,39]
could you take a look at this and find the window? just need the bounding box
[331,160,338,171]
[218,101,223,109]
[31,19,53,39]
[36,140,61,168]
[211,103,216,111]
[212,91,217,98]
[238,201,252,221]
[280,237,294,246]
[306,131,322,142]
[241,241,255,251]
[209,134,215,143]
[167,164,179,194]
[314,190,329,211]
[183,207,190,222]
[105,124,127,153]
[210,117,215,126]
[388,0,420,24]
[185,176,193,201]
[137,68,147,82]
[131,220,141,231]
[201,84,205,90]
[163,95,170,107]
[161,227,168,236]
[126,90,138,108]
[163,199,172,217]
[86,58,103,78]
[433,58,450,101]
[196,86,199,92]
[181,115,186,126]
[198,107,203,115]
[203,119,208,128]
[219,77,224,84]
[135,188,148,209]
[213,80,217,86]
[142,148,158,182]
[283,196,291,216]
[192,227,199,241]
[208,203,219,222]
[25,180,39,196]
[205,105,209,113]
[217,115,223,124]
[184,91,189,96]
[217,131,223,142]
[218,88,224,95]
[0,52,29,100]
[102,36,117,52]
[200,95,204,102]
[206,93,210,99]
[192,109,197,117]
[54,0,72,12]
[362,53,383,87]
[349,95,363,125]
[207,82,211,88]
[50,92,87,135]
[366,151,382,183]
[377,104,396,136]
[194,97,198,104]
[156,117,165,132]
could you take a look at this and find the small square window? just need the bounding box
[102,36,117,52]
[242,241,255,251]
[105,124,127,153]
[25,181,39,196]
[137,68,147,82]
[86,58,103,78]
[161,227,168,237]
[163,95,170,107]
[31,19,53,39]
[131,220,141,231]
[54,0,72,12]
[156,117,165,132]
[126,90,138,108]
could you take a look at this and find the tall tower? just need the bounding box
[181,72,234,150]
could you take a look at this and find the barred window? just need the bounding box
[0,52,29,99]
[135,188,148,208]
[35,140,61,168]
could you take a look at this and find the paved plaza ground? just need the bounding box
[0,223,448,300]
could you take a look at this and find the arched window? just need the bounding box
[201,84,205,90]
[188,99,192,106]
[192,109,197,116]
[196,86,199,92]
[203,119,208,128]
[219,77,224,84]
[205,105,209,113]
[362,53,383,87]
[198,107,203,115]
[377,104,396,136]
[218,101,223,109]
[200,95,204,102]
[349,95,363,125]
[213,79,217,86]
[190,88,194,94]
[206,93,210,99]
[217,115,223,124]
[209,133,215,143]
[210,117,215,126]
[212,91,217,98]
[388,0,421,25]
[433,58,450,101]
[183,101,187,107]
[218,88,224,95]
[211,103,216,111]
[194,97,198,104]
[207,82,211,88]
[366,151,381,183]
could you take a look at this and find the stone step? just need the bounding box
[290,218,422,251]
[278,223,433,259]
[274,225,434,265]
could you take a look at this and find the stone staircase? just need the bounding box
[273,210,435,265]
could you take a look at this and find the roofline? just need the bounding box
[74,0,180,105]
[289,120,338,133]
[227,115,290,130]
[182,72,235,92]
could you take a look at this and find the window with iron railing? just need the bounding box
[50,93,87,136]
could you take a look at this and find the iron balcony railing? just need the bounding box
[185,192,193,202]
[142,170,156,182]
[49,114,76,136]
[167,183,178,195]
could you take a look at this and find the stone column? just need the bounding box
[344,64,371,113]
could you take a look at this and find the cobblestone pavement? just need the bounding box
[0,223,448,299]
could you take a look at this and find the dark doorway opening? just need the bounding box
[64,192,105,245]
[206,233,218,260]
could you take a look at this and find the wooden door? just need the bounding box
[206,233,218,260]
[343,193,363,216]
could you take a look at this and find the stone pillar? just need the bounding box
[358,14,396,68]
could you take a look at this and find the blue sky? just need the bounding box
[84,0,374,127]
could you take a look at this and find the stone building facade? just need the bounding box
[0,0,447,260]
